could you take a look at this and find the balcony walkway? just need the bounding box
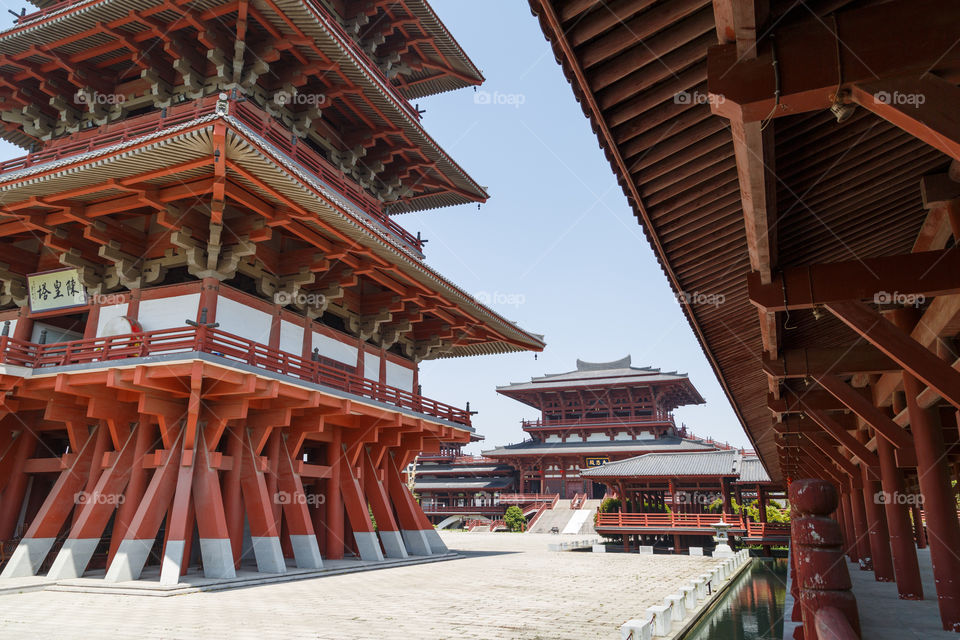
[0,326,471,426]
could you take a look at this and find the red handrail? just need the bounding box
[595,512,747,530]
[0,326,470,425]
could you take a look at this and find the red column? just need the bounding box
[839,491,858,563]
[875,428,923,599]
[859,428,894,582]
[791,478,861,639]
[911,504,928,548]
[324,427,344,559]
[0,430,35,539]
[848,478,873,569]
[904,371,960,630]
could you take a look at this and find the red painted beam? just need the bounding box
[825,302,960,409]
[748,249,960,312]
[707,0,960,122]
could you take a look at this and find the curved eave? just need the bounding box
[527,0,775,481]
[0,116,544,356]
[0,0,489,207]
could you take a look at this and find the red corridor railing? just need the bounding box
[595,512,746,530]
[0,326,470,425]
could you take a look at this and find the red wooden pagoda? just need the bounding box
[0,0,544,585]
[484,356,730,499]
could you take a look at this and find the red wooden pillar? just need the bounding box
[848,477,873,570]
[324,427,344,559]
[875,429,923,599]
[1,426,101,578]
[791,478,861,639]
[0,429,35,540]
[859,427,894,582]
[911,504,928,548]
[904,371,960,630]
[222,427,245,568]
[276,437,323,569]
[108,422,155,564]
[839,491,858,563]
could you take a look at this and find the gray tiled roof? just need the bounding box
[482,437,719,457]
[414,477,514,490]
[496,355,694,392]
[736,457,772,483]
[581,450,742,478]
[415,464,515,475]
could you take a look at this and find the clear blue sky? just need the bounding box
[0,2,749,451]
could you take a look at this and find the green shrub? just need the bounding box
[504,506,526,532]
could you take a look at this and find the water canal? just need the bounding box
[681,558,788,640]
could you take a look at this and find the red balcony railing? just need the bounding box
[0,326,470,425]
[498,493,559,506]
[421,505,503,515]
[0,96,424,254]
[595,512,746,531]
[745,522,791,539]
[521,416,673,428]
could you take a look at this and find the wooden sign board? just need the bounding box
[27,268,87,312]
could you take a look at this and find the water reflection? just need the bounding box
[682,558,787,640]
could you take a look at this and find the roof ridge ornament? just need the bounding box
[575,355,632,371]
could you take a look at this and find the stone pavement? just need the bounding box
[0,532,715,639]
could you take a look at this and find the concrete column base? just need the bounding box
[250,536,287,574]
[666,594,686,621]
[104,539,153,582]
[378,530,408,559]
[289,534,323,569]
[46,538,99,579]
[0,538,55,578]
[353,531,384,562]
[423,528,448,554]
[159,540,186,585]
[401,529,431,556]
[199,538,237,579]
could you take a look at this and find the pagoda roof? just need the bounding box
[581,450,771,483]
[496,356,704,406]
[482,436,719,458]
[0,0,487,213]
[582,450,735,478]
[416,463,515,475]
[0,104,545,359]
[414,477,514,491]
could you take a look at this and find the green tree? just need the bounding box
[504,505,526,532]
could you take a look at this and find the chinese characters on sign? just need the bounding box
[584,456,610,468]
[27,269,87,312]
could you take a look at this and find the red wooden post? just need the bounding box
[791,478,861,639]
[847,476,873,570]
[904,371,960,630]
[324,426,344,560]
[859,426,894,582]
[839,491,859,563]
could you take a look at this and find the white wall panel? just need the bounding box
[363,352,380,381]
[279,320,304,355]
[384,360,414,391]
[216,297,272,344]
[137,293,200,332]
[313,332,358,366]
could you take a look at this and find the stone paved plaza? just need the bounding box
[0,532,716,639]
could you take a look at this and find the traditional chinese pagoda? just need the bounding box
[0,0,543,586]
[484,357,728,499]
